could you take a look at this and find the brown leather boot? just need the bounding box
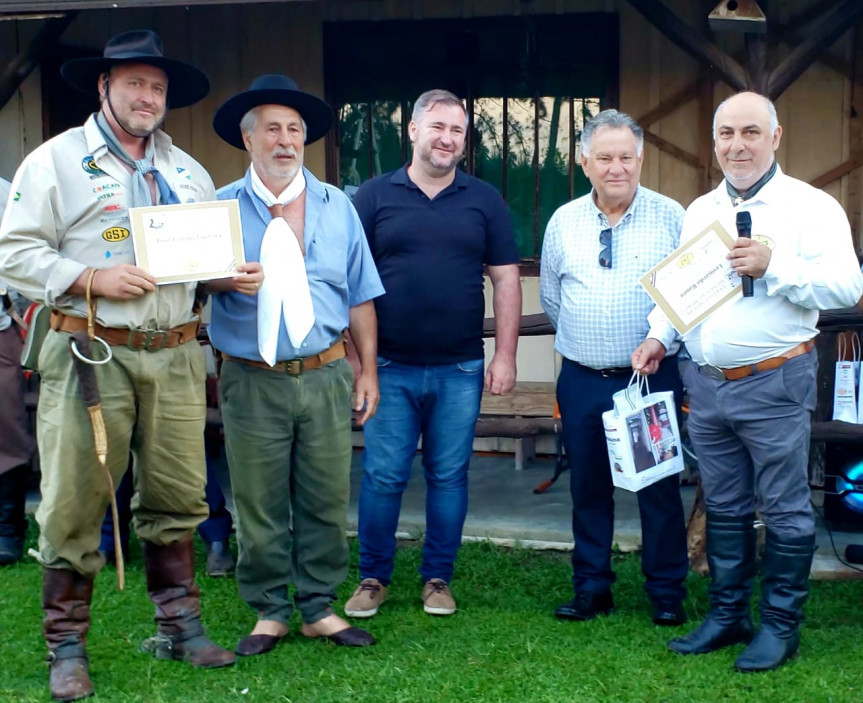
[42,567,95,701]
[140,535,235,668]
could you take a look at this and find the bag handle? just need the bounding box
[623,371,651,410]
[853,332,861,363]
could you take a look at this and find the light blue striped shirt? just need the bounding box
[540,186,684,368]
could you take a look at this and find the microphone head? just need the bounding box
[736,210,752,228]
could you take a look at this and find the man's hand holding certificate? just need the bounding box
[640,221,742,334]
[130,200,245,284]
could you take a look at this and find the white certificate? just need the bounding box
[640,221,741,334]
[130,200,245,284]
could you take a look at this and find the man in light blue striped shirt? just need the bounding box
[540,109,689,625]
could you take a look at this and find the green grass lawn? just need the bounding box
[1,527,862,703]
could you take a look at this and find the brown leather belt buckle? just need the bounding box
[128,329,168,352]
[286,359,303,376]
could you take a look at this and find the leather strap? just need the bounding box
[50,311,198,352]
[222,337,347,376]
[717,339,815,381]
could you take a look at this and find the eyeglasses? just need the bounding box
[599,228,613,269]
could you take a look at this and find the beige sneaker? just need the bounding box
[422,579,456,615]
[344,578,387,618]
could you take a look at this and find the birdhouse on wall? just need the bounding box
[708,0,767,34]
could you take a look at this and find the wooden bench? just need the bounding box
[476,381,559,470]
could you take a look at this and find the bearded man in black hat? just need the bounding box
[206,74,383,654]
[0,29,235,701]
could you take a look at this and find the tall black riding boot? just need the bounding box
[734,530,815,672]
[669,513,757,655]
[140,534,235,668]
[43,567,95,701]
[0,465,28,565]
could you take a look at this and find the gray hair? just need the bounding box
[240,105,308,139]
[580,109,644,157]
[411,89,467,125]
[712,92,779,138]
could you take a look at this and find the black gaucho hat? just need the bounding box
[213,74,333,149]
[61,29,210,109]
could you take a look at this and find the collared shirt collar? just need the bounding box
[391,163,469,193]
[83,113,171,161]
[588,184,642,227]
[713,164,785,207]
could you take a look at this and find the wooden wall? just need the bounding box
[0,0,858,216]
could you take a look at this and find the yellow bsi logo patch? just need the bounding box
[102,226,130,242]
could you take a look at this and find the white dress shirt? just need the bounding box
[648,166,863,367]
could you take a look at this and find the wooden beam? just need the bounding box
[625,0,748,92]
[643,129,723,182]
[767,0,863,100]
[0,13,76,111]
[809,153,863,190]
[697,68,714,193]
[745,32,768,93]
[774,0,846,45]
[635,80,707,127]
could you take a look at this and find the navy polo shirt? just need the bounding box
[352,165,518,365]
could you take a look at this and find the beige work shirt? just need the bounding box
[0,114,216,329]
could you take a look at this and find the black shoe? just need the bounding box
[205,539,235,578]
[555,591,614,621]
[652,598,687,626]
[0,535,24,566]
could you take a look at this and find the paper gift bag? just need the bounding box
[833,333,858,423]
[603,375,684,492]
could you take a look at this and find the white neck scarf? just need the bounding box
[252,166,315,365]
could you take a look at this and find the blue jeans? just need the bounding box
[358,357,484,585]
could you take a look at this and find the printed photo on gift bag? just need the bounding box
[603,373,684,492]
[833,333,858,424]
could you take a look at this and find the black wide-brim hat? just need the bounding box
[213,74,333,149]
[61,29,210,109]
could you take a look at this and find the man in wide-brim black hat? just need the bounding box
[205,74,384,654]
[0,29,236,702]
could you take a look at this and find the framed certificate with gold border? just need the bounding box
[130,200,245,284]
[640,221,741,335]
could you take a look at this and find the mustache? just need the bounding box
[273,148,298,158]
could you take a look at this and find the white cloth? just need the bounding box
[250,166,315,364]
[647,166,863,367]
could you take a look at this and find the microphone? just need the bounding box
[735,211,753,297]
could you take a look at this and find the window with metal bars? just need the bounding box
[325,14,618,262]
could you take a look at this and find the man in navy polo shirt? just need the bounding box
[346,89,522,618]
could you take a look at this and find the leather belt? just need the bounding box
[50,311,199,352]
[697,339,815,382]
[222,337,347,376]
[571,360,632,379]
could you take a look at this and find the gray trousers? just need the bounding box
[684,350,817,538]
[219,357,354,625]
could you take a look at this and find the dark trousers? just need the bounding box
[557,356,688,602]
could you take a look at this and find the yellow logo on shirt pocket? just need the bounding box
[754,235,774,250]
[102,226,130,242]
